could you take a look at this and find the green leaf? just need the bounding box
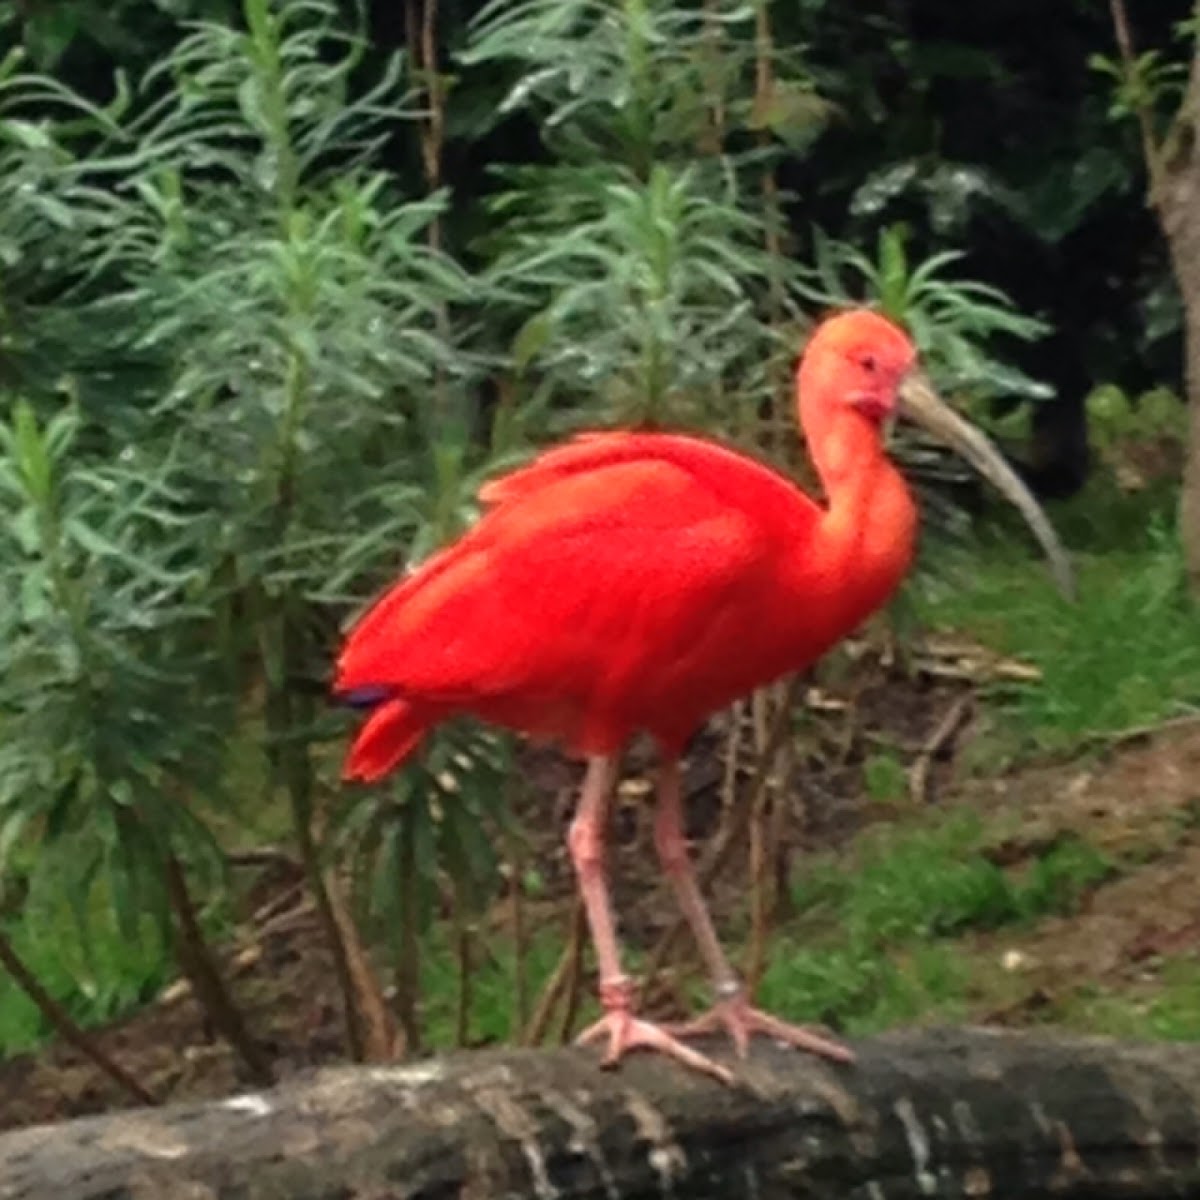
[877,226,910,318]
[750,80,832,152]
[0,118,54,151]
[11,402,53,507]
[65,518,194,587]
[511,309,554,373]
[0,811,29,877]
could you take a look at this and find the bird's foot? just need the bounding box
[671,987,854,1064]
[576,978,734,1084]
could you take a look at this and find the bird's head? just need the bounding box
[798,307,1075,600]
[801,308,918,426]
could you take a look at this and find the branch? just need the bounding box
[0,929,157,1110]
[1108,0,1164,195]
[1181,0,1200,159]
[5,1028,1200,1199]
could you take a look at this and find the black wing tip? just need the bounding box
[335,684,395,711]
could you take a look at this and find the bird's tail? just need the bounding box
[343,696,429,783]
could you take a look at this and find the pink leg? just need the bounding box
[654,759,853,1064]
[568,757,733,1084]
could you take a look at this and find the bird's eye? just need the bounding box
[859,354,878,373]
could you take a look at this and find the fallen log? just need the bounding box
[3,1026,1200,1199]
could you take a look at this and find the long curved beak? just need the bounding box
[898,370,1075,600]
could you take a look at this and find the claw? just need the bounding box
[671,991,854,1064]
[576,977,735,1084]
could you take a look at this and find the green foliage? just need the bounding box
[801,224,1051,405]
[1018,837,1114,917]
[466,0,811,440]
[334,723,515,944]
[0,400,228,946]
[861,751,907,804]
[758,938,969,1035]
[1057,958,1200,1042]
[1089,49,1188,127]
[916,521,1200,752]
[0,0,1180,1068]
[464,0,817,164]
[1087,383,1185,451]
[0,49,144,406]
[838,816,1018,941]
[420,923,564,1047]
[492,161,788,430]
[0,0,509,1057]
[758,815,1112,1033]
[0,0,237,72]
[0,879,175,1052]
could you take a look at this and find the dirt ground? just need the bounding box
[2,647,1199,1134]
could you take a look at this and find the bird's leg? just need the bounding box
[654,759,854,1065]
[569,757,733,1084]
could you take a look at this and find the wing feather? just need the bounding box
[336,433,820,753]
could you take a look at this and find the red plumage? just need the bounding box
[332,310,935,1081]
[335,431,903,780]
[331,310,1065,1082]
[335,315,922,783]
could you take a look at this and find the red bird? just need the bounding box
[335,309,1071,1083]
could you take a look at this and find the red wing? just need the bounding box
[335,456,792,733]
[479,430,820,527]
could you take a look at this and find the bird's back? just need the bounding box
[335,432,830,770]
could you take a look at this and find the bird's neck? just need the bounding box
[810,408,919,626]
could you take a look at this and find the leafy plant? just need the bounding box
[0,47,147,409]
[464,0,814,166]
[0,397,264,1071]
[917,521,1200,752]
[0,0,517,1067]
[491,161,789,431]
[800,223,1051,406]
[1,0,1183,1076]
[102,0,506,1061]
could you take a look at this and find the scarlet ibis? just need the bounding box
[335,309,1072,1083]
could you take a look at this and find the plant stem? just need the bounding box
[392,803,423,1055]
[247,0,299,215]
[699,0,727,154]
[623,0,654,179]
[278,673,366,1063]
[522,897,582,1046]
[556,899,587,1044]
[326,872,397,1061]
[161,849,274,1086]
[261,339,370,1063]
[0,926,159,1107]
[406,0,455,435]
[507,835,529,1040]
[454,895,472,1048]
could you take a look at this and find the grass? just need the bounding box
[419,924,567,1047]
[1053,957,1200,1042]
[792,813,1113,939]
[752,811,1113,1036]
[0,884,173,1054]
[0,833,238,1057]
[913,484,1200,755]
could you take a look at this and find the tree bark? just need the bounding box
[5,1028,1200,1199]
[1161,125,1200,588]
[1155,29,1200,587]
[1110,0,1200,587]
